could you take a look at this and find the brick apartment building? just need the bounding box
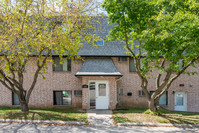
[0,18,199,112]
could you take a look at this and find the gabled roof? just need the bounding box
[75,57,122,76]
[78,17,128,56]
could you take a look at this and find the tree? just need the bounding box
[0,0,99,112]
[102,0,199,112]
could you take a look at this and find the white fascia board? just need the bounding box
[76,72,122,76]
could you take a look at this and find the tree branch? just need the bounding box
[26,49,51,103]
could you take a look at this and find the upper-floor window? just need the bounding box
[53,57,71,72]
[129,58,136,72]
[177,59,184,70]
[95,40,104,46]
[118,57,127,62]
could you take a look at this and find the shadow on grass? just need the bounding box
[113,107,199,125]
[0,107,87,122]
[3,111,79,121]
[114,107,148,114]
[159,113,199,125]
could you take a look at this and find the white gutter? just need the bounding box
[76,72,122,76]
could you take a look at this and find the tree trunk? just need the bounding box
[148,99,157,113]
[20,102,29,113]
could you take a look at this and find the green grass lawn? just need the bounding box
[113,108,199,125]
[0,107,87,122]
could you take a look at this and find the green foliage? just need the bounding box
[102,0,199,73]
[113,116,130,123]
[144,109,161,116]
[0,0,99,112]
[0,0,99,74]
[114,107,199,124]
[0,107,87,122]
[103,0,199,112]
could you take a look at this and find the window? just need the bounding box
[11,62,26,72]
[118,57,127,62]
[129,58,136,72]
[95,40,104,46]
[150,91,168,105]
[12,92,20,105]
[98,84,106,96]
[74,90,82,96]
[138,90,145,96]
[177,59,184,70]
[53,57,71,72]
[53,91,72,105]
[119,88,124,95]
[173,59,184,72]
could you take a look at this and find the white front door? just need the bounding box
[95,81,109,109]
[175,92,187,111]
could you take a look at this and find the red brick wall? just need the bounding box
[0,57,198,112]
[113,57,199,112]
[0,58,83,108]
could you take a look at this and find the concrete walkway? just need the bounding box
[0,122,199,133]
[87,110,114,127]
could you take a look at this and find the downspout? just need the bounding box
[115,76,122,108]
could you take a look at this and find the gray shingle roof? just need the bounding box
[75,57,122,76]
[51,17,139,57]
[78,17,128,56]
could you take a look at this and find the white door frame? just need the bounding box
[89,80,109,109]
[174,91,187,111]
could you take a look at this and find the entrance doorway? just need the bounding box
[89,81,109,109]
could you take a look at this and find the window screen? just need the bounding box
[54,91,72,105]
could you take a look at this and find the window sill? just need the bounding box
[74,95,82,97]
[118,61,127,63]
[53,71,71,73]
[53,105,72,106]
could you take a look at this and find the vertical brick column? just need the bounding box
[82,77,89,109]
[109,78,116,109]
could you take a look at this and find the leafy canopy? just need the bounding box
[102,0,199,74]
